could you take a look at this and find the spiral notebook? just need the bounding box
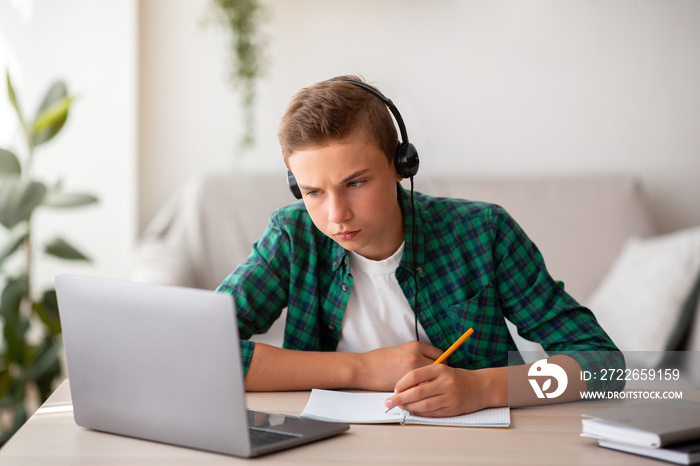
[301,389,510,428]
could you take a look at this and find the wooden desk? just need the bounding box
[1,381,697,465]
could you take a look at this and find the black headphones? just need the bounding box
[286,78,419,199]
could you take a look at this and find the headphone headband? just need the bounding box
[328,78,410,147]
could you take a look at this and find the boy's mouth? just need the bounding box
[336,230,359,241]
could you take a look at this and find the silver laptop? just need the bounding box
[55,274,349,458]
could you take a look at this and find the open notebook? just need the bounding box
[301,389,510,428]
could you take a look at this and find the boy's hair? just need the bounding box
[278,75,398,166]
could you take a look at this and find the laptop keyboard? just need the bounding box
[249,428,297,448]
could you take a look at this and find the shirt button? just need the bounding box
[416,266,423,274]
[341,284,349,292]
[328,324,336,331]
[332,261,338,268]
[344,257,349,266]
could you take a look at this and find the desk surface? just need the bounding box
[1,381,697,465]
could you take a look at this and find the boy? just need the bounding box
[217,75,623,417]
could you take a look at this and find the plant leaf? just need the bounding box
[0,224,29,267]
[33,95,72,132]
[0,179,47,229]
[42,190,98,208]
[5,71,29,139]
[25,338,61,382]
[32,90,74,147]
[0,373,26,405]
[0,277,26,326]
[0,402,28,445]
[0,277,29,365]
[0,148,22,177]
[32,290,61,336]
[33,337,64,401]
[0,386,17,410]
[44,237,91,262]
[31,80,70,146]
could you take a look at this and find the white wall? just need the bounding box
[139,0,700,236]
[0,0,138,285]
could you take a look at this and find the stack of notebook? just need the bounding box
[581,399,700,465]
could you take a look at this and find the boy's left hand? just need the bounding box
[384,364,496,417]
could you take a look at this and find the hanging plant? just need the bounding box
[209,0,268,150]
[0,71,97,445]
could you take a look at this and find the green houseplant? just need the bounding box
[209,0,268,149]
[0,71,97,445]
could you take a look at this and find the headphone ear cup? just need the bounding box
[287,170,302,199]
[395,142,420,178]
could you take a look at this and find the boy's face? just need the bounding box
[287,133,404,261]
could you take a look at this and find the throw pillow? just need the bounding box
[586,226,700,367]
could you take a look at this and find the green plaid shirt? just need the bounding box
[217,185,623,392]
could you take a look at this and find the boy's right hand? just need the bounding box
[355,341,444,391]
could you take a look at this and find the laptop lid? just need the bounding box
[55,274,348,458]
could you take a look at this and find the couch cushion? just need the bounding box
[411,174,657,302]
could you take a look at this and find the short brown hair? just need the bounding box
[278,75,398,166]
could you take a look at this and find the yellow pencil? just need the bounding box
[432,328,474,365]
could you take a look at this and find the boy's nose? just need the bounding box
[328,194,352,224]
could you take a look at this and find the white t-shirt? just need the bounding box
[336,243,430,353]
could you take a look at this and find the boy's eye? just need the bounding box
[305,190,320,198]
[348,180,365,188]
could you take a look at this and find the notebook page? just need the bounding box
[301,389,401,424]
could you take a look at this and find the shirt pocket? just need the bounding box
[445,283,510,369]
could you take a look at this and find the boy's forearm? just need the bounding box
[244,343,362,391]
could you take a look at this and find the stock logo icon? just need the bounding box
[527,359,568,399]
